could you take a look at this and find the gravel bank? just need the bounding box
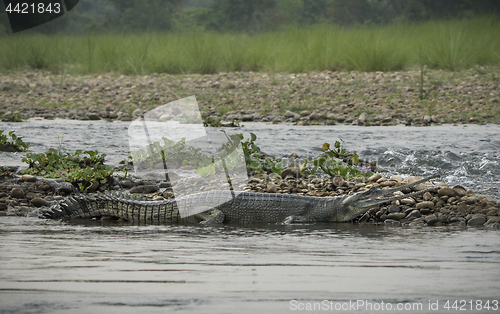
[1,67,499,125]
[1,172,499,229]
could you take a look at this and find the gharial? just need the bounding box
[39,174,441,225]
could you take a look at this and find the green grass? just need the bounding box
[0,17,499,74]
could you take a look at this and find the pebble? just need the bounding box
[358,112,368,122]
[368,173,381,182]
[10,188,25,199]
[452,185,467,196]
[21,174,37,182]
[241,114,254,121]
[281,167,301,179]
[384,219,401,226]
[388,205,401,213]
[389,175,402,182]
[132,108,143,117]
[400,197,416,205]
[387,212,405,220]
[266,182,277,193]
[88,113,101,120]
[163,190,174,198]
[438,187,458,197]
[416,201,434,210]
[379,180,396,187]
[309,113,321,121]
[31,198,50,207]
[119,180,133,188]
[406,209,421,219]
[130,185,159,194]
[467,214,486,226]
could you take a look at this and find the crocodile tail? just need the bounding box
[39,199,71,219]
[39,195,89,219]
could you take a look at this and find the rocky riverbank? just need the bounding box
[1,67,499,126]
[1,171,499,229]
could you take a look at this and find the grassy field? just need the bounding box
[0,17,499,75]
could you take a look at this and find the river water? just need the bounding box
[1,119,499,313]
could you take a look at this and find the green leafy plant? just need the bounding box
[196,131,246,178]
[0,130,30,152]
[240,132,287,175]
[131,137,214,171]
[0,166,15,178]
[1,113,25,122]
[302,140,373,179]
[21,149,113,192]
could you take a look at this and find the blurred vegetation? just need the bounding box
[1,0,500,34]
[0,1,499,74]
[0,17,498,73]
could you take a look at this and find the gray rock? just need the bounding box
[21,174,37,182]
[427,218,442,226]
[88,113,101,120]
[130,185,159,194]
[419,208,432,215]
[380,180,396,187]
[400,197,416,205]
[390,175,402,182]
[132,108,143,117]
[387,212,405,220]
[31,198,50,207]
[406,209,422,219]
[358,112,368,122]
[10,188,25,199]
[300,110,311,117]
[384,219,401,226]
[452,185,467,196]
[281,167,301,179]
[266,182,277,193]
[241,114,254,122]
[438,187,458,197]
[119,180,133,188]
[416,201,434,210]
[309,113,321,121]
[284,110,295,118]
[159,114,171,121]
[159,181,172,188]
[368,173,381,182]
[388,205,401,213]
[467,214,486,226]
[423,191,433,201]
[163,190,174,199]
